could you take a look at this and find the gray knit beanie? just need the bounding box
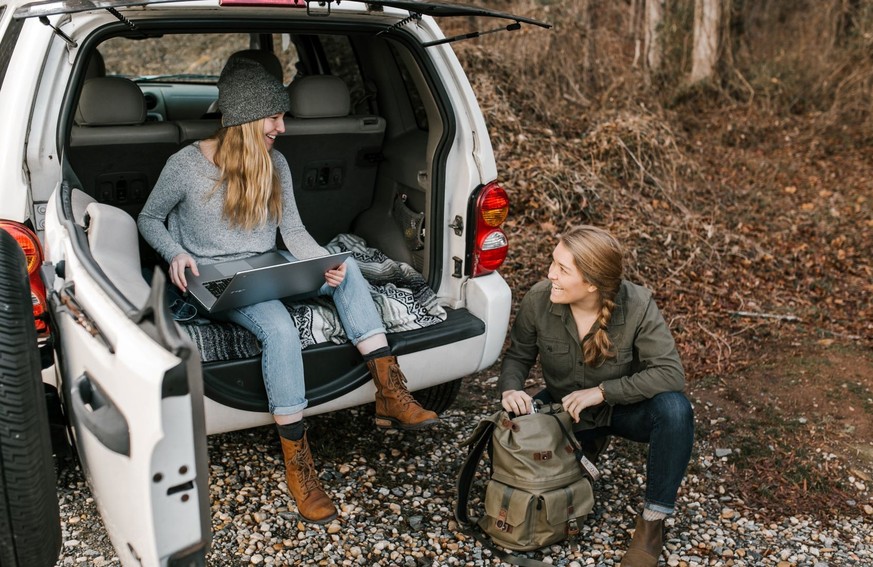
[218,57,290,127]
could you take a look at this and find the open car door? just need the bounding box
[44,182,210,566]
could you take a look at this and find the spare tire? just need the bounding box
[0,228,62,567]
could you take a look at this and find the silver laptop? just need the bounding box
[185,251,351,313]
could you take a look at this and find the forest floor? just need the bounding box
[469,75,873,522]
[674,106,873,520]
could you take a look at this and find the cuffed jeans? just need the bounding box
[216,256,385,415]
[537,390,694,515]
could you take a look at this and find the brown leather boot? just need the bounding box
[367,355,439,430]
[620,515,665,567]
[279,433,337,524]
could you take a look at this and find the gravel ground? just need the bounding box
[55,374,873,567]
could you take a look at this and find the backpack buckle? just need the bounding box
[566,517,579,536]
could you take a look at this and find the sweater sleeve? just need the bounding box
[274,152,327,259]
[137,155,188,264]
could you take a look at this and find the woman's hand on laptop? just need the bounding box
[170,252,199,292]
[323,261,347,288]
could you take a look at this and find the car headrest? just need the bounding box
[288,75,350,118]
[75,77,146,126]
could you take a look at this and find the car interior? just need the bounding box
[61,27,483,412]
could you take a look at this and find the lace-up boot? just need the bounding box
[279,433,337,524]
[367,355,439,430]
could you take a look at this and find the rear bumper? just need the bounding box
[201,273,511,434]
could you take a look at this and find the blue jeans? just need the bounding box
[537,390,694,515]
[216,256,385,415]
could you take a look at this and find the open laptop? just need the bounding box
[185,250,351,313]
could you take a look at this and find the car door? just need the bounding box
[44,185,210,567]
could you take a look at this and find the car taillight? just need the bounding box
[0,221,50,337]
[468,181,509,277]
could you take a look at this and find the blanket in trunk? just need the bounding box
[181,234,447,363]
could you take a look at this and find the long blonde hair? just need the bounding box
[560,225,624,366]
[210,119,282,229]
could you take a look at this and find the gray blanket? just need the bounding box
[182,234,447,362]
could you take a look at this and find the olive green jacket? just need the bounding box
[498,279,685,429]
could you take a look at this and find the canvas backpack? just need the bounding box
[455,404,600,565]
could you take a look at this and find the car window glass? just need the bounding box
[286,34,369,115]
[320,35,367,115]
[99,33,253,82]
[389,43,428,131]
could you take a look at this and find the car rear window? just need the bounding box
[100,33,259,82]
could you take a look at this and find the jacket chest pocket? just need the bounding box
[597,347,634,380]
[538,338,574,377]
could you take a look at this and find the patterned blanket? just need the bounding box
[181,234,447,362]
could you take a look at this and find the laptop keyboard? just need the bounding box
[203,277,232,297]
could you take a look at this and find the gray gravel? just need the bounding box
[55,375,873,566]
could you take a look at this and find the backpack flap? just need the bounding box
[490,410,583,491]
[480,480,542,551]
[542,477,594,529]
[481,481,534,529]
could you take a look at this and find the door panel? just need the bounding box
[48,197,209,566]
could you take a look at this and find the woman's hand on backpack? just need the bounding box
[169,252,199,292]
[501,389,533,416]
[561,387,606,423]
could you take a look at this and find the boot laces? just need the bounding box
[291,442,320,493]
[388,364,417,408]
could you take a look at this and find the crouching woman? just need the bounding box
[498,225,694,567]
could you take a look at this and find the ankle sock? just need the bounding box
[276,421,305,441]
[362,346,391,361]
[642,508,667,522]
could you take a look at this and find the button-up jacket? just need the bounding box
[498,279,685,429]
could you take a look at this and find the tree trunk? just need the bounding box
[645,0,665,72]
[630,0,644,67]
[582,0,598,90]
[690,0,722,83]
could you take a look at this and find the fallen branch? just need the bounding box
[730,311,800,322]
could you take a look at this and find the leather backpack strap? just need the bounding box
[455,418,494,525]
[545,411,601,482]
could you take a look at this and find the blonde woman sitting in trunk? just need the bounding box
[138,57,438,525]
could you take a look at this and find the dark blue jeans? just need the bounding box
[537,390,694,515]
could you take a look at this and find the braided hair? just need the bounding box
[559,226,624,366]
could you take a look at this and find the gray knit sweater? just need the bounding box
[137,143,326,265]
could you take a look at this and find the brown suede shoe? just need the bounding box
[620,515,665,567]
[280,434,338,524]
[367,355,439,430]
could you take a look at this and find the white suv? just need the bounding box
[0,1,548,565]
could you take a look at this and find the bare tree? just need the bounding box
[630,0,644,67]
[690,0,722,83]
[582,0,598,90]
[645,0,665,72]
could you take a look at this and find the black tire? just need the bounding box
[0,228,62,567]
[413,378,462,414]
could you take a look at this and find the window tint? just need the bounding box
[100,34,252,82]
[272,33,302,84]
[0,10,23,88]
[286,35,374,114]
[389,43,428,131]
